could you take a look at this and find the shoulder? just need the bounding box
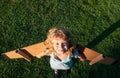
[75,44,85,53]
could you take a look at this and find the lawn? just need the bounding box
[0,0,120,78]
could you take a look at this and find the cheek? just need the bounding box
[65,46,69,50]
[53,44,57,50]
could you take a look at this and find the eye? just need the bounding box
[56,43,59,45]
[62,43,68,46]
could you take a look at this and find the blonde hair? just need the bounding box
[44,27,76,56]
[47,27,71,41]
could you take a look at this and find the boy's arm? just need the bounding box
[76,44,86,61]
[78,54,86,61]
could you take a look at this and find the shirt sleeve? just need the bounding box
[73,49,79,58]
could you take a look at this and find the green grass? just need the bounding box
[0,0,120,78]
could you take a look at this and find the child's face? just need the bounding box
[52,37,69,54]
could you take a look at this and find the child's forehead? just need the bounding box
[52,37,68,42]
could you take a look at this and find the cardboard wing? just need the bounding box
[2,42,46,62]
[83,47,117,65]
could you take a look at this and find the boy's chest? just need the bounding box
[56,54,68,61]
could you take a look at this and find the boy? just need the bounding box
[36,27,86,78]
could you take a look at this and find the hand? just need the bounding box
[78,55,86,61]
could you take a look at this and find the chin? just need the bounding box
[57,51,65,54]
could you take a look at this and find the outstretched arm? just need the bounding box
[75,44,86,61]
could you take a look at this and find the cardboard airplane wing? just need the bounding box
[1,42,117,65]
[2,42,46,62]
[77,44,117,65]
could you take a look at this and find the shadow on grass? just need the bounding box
[87,20,120,78]
[88,40,120,78]
[86,20,120,48]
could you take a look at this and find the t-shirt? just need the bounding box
[50,49,79,70]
